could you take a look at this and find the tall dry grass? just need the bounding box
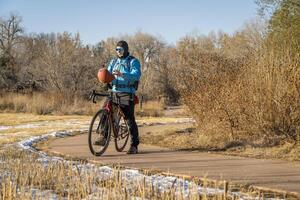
[0,92,166,117]
[0,92,100,115]
[135,100,165,117]
[246,40,300,145]
[0,147,231,200]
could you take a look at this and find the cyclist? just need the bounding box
[106,40,141,154]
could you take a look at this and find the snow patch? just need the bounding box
[137,118,195,127]
[0,125,11,130]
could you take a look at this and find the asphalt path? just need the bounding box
[47,124,300,194]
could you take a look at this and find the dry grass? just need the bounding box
[1,146,296,199]
[223,142,300,161]
[0,147,230,200]
[0,92,100,115]
[141,126,233,152]
[0,113,90,147]
[0,92,166,117]
[135,100,165,117]
[0,113,88,126]
[142,127,300,161]
[0,112,189,148]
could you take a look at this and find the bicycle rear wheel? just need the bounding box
[88,109,111,156]
[114,113,130,152]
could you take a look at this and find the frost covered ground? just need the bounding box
[0,115,194,146]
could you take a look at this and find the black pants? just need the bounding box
[119,101,139,147]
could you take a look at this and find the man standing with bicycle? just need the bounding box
[107,40,141,154]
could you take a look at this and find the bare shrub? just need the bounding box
[172,19,299,147]
[174,41,248,145]
[248,36,300,144]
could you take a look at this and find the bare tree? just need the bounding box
[0,14,23,57]
[0,13,23,88]
[127,32,165,107]
[24,32,98,94]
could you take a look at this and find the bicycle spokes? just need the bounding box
[119,124,129,139]
[114,113,130,152]
[88,110,111,156]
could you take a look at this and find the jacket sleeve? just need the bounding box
[122,59,141,82]
[107,58,116,74]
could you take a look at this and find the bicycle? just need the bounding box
[88,90,130,156]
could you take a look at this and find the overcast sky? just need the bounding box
[0,0,259,45]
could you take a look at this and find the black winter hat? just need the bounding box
[116,40,129,53]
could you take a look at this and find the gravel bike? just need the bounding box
[88,90,130,156]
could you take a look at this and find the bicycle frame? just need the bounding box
[102,98,112,112]
[101,97,123,139]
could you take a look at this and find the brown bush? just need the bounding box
[248,38,300,144]
[172,29,299,148]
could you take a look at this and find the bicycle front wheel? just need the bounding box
[114,113,130,152]
[88,109,111,156]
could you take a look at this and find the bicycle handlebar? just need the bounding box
[88,90,110,103]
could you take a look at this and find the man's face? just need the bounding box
[116,46,124,57]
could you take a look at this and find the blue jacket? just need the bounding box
[107,55,141,94]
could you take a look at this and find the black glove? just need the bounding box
[105,83,112,90]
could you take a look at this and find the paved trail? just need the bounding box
[47,124,300,194]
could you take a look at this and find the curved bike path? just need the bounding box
[46,125,300,195]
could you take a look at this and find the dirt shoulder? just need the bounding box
[140,106,300,162]
[142,125,300,162]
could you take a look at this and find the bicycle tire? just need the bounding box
[114,113,130,152]
[88,109,111,156]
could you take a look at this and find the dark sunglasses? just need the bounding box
[115,47,124,52]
